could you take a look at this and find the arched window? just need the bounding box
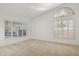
[53,7,75,39]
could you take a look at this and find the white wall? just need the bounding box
[0,3,79,46]
[0,14,31,46]
[31,3,79,45]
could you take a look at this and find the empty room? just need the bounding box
[0,3,79,56]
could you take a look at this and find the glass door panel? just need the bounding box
[54,19,75,39]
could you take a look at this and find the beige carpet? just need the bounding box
[0,39,79,56]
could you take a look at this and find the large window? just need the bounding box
[53,7,75,40]
[54,17,75,39]
[5,20,27,37]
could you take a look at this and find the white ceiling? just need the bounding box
[0,3,63,19]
